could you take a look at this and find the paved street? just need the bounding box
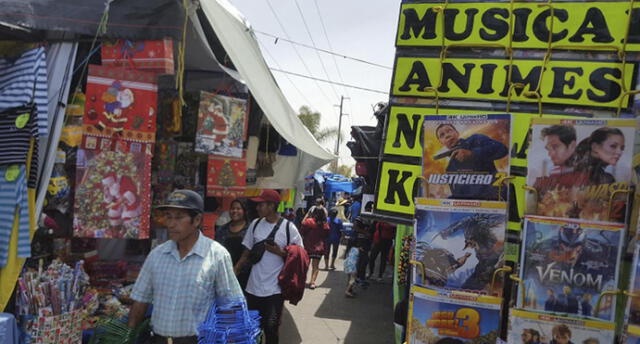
[279,247,394,344]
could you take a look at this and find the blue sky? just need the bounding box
[229,0,398,166]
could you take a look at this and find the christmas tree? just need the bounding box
[217,160,236,187]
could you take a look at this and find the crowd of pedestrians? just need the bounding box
[129,188,396,344]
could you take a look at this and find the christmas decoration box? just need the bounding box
[101,39,174,74]
[207,156,246,197]
[83,64,158,145]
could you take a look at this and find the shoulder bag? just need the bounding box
[249,217,284,264]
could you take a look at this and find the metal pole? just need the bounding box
[335,95,344,155]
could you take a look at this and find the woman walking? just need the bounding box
[300,207,330,289]
[215,199,251,289]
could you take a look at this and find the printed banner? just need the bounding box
[526,118,636,223]
[423,114,511,201]
[407,286,501,344]
[73,148,152,239]
[206,156,247,197]
[397,2,640,51]
[195,91,248,158]
[508,309,615,344]
[391,56,636,109]
[414,198,507,296]
[519,216,624,321]
[83,64,158,144]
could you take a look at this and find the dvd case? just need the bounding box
[526,118,636,223]
[408,286,501,344]
[626,245,640,327]
[627,324,640,344]
[423,114,511,201]
[508,309,615,344]
[518,216,624,321]
[414,198,507,296]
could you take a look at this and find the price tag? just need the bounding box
[15,113,29,129]
[5,165,20,181]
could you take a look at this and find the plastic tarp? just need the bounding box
[0,0,186,39]
[200,0,336,189]
[36,43,78,216]
[324,178,354,197]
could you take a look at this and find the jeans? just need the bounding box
[325,240,339,259]
[246,293,285,344]
[369,239,393,277]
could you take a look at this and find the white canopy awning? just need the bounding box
[200,0,336,188]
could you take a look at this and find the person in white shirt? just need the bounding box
[234,189,303,344]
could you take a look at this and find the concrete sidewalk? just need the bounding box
[279,248,394,344]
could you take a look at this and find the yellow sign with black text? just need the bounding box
[376,161,423,216]
[392,56,636,108]
[397,2,640,51]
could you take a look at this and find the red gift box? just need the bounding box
[101,39,174,74]
[83,64,158,145]
[207,156,247,197]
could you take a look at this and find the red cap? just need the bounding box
[251,189,281,203]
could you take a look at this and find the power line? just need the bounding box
[258,39,318,111]
[253,29,393,70]
[312,0,350,97]
[293,0,340,100]
[269,67,389,95]
[264,0,333,104]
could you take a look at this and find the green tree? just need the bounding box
[297,106,343,144]
[298,106,353,177]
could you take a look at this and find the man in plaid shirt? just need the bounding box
[127,190,243,344]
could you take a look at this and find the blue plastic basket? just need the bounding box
[197,298,262,344]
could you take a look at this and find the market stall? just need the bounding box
[374,1,640,343]
[0,0,334,342]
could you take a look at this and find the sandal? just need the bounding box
[309,283,317,289]
[345,291,356,298]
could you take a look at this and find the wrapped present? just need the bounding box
[73,148,152,239]
[195,91,248,158]
[101,39,174,74]
[83,64,158,145]
[207,157,246,197]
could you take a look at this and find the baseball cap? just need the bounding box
[250,189,281,203]
[156,189,204,213]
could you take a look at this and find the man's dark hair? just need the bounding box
[541,125,576,146]
[186,209,201,224]
[435,123,457,137]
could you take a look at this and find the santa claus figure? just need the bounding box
[199,98,229,143]
[101,172,141,229]
[98,81,135,133]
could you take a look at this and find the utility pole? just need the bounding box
[331,95,348,172]
[334,95,348,156]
